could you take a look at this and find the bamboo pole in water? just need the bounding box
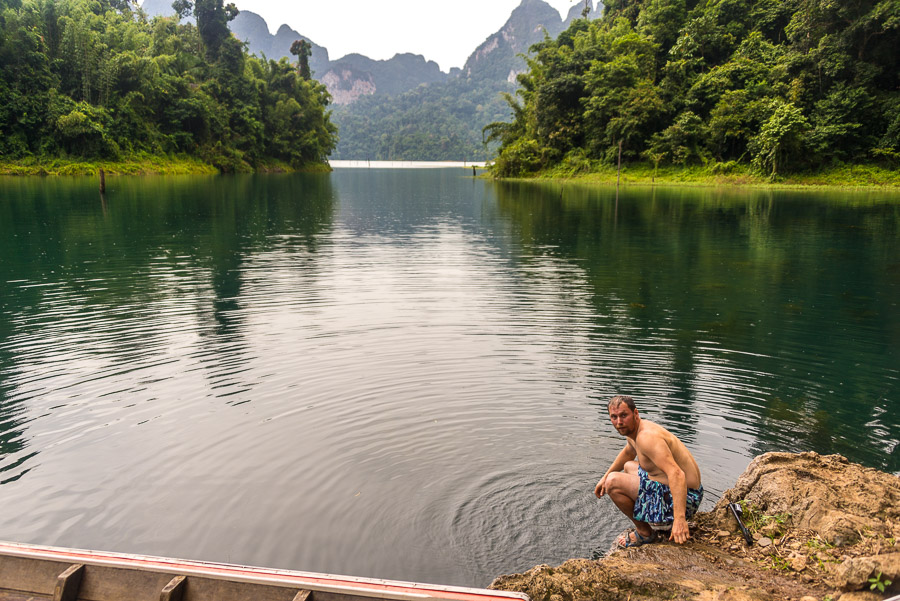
[617,140,622,187]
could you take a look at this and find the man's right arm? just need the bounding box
[594,443,636,498]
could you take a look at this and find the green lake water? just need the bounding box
[0,170,898,586]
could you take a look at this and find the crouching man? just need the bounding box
[594,395,703,547]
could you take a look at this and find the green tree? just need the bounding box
[749,101,809,176]
[0,0,335,169]
[172,0,237,59]
[484,0,899,177]
[290,39,311,80]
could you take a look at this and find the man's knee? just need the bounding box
[605,471,631,494]
[624,461,639,475]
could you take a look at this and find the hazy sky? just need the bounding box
[232,0,585,72]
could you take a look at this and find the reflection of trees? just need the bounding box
[0,327,32,484]
[184,175,335,400]
[489,181,900,469]
[0,174,337,472]
[0,179,67,484]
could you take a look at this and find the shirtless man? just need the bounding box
[594,395,703,547]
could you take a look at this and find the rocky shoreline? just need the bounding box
[490,452,900,601]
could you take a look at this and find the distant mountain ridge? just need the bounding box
[227,11,331,77]
[140,0,601,105]
[322,53,447,104]
[328,0,603,161]
[463,0,601,83]
[139,0,603,160]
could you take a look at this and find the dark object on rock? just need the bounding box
[728,502,754,546]
[710,452,900,546]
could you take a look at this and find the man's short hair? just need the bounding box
[608,395,636,412]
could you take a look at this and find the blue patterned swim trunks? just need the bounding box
[633,466,703,531]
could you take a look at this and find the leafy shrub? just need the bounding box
[491,138,543,177]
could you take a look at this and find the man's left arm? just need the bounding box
[643,439,690,543]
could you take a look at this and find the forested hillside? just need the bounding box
[330,0,603,161]
[0,0,336,172]
[328,80,512,161]
[486,0,900,177]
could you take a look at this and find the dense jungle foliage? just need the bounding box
[485,0,900,177]
[330,79,511,162]
[0,0,336,171]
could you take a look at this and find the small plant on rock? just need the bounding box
[738,501,791,535]
[868,570,892,593]
[805,536,834,550]
[770,556,791,571]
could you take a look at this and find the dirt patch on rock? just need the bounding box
[490,452,900,601]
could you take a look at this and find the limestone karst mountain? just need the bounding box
[139,0,603,159]
[141,0,600,105]
[463,0,602,83]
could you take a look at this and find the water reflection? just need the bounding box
[0,174,337,474]
[0,329,32,485]
[490,180,900,473]
[0,172,897,587]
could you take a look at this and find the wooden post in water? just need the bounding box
[473,165,476,176]
[99,168,106,193]
[616,140,622,188]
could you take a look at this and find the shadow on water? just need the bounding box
[0,173,336,474]
[488,180,900,473]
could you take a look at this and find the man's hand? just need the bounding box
[668,516,690,544]
[594,475,608,498]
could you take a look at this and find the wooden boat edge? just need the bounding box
[0,540,531,601]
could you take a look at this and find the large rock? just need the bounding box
[709,452,900,546]
[830,552,900,590]
[491,543,825,601]
[491,544,817,600]
[490,452,900,601]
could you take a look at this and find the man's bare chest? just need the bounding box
[634,448,666,480]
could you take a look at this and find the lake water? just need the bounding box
[0,170,898,587]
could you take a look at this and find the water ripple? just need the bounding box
[0,172,896,586]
